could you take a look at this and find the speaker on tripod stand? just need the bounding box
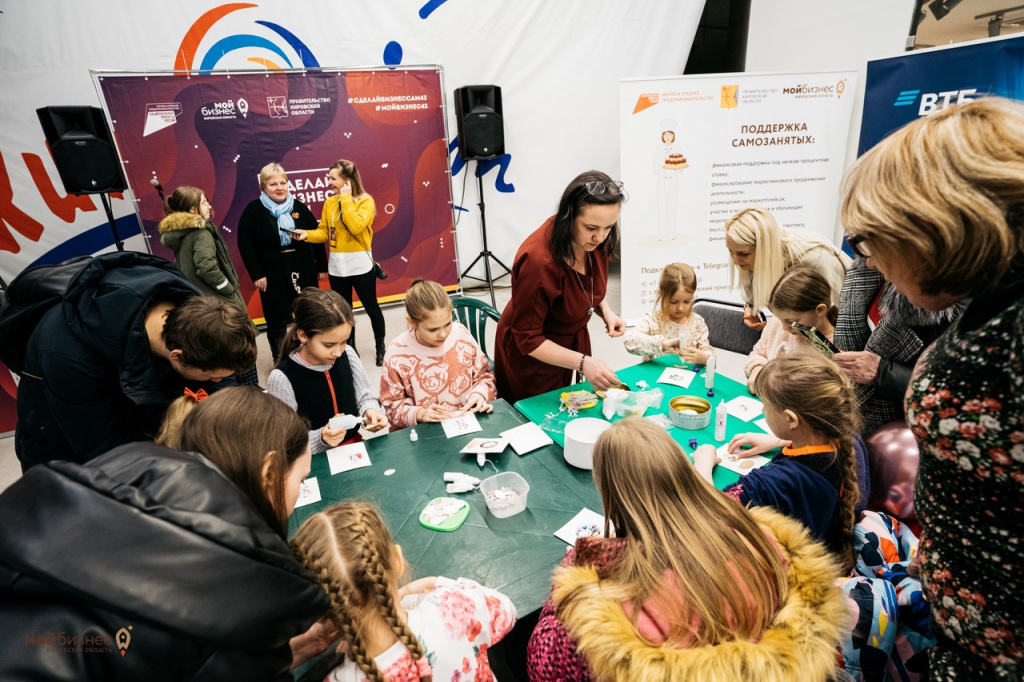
[37,106,130,251]
[454,85,511,308]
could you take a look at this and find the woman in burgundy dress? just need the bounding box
[495,170,627,403]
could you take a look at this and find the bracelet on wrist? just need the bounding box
[579,353,587,375]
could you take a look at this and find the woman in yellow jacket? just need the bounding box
[296,159,387,365]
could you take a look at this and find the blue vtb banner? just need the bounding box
[859,35,1024,155]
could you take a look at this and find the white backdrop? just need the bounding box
[618,71,856,321]
[0,0,704,284]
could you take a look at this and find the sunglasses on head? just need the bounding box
[584,180,624,196]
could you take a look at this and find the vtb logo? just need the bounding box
[893,88,978,116]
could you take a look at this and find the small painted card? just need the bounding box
[327,442,372,475]
[657,367,696,389]
[294,477,322,508]
[460,437,508,454]
[555,508,612,545]
[441,412,482,438]
[715,443,771,475]
[723,396,764,422]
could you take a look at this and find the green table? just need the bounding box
[513,354,770,490]
[288,399,601,616]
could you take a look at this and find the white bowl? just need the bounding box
[563,417,612,470]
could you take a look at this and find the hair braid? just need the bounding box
[291,521,385,682]
[356,510,432,680]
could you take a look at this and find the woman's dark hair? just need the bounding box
[550,170,624,266]
[278,287,355,363]
[176,386,309,537]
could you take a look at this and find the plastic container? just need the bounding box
[563,418,612,469]
[479,471,530,518]
[614,392,648,418]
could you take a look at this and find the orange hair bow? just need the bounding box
[184,387,209,403]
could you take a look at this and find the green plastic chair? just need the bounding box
[451,296,501,364]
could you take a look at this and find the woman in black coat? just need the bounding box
[0,387,330,681]
[238,162,327,359]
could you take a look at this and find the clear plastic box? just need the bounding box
[479,471,530,518]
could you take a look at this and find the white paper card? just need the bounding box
[715,443,771,475]
[294,477,321,507]
[460,437,508,454]
[555,508,612,545]
[754,418,772,433]
[441,412,482,438]
[723,396,764,422]
[326,442,372,475]
[500,422,554,455]
[656,367,696,389]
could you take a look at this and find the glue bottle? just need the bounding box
[704,354,716,390]
[714,400,728,441]
[409,428,419,442]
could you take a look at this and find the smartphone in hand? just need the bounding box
[791,322,841,357]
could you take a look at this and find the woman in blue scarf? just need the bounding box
[238,163,327,360]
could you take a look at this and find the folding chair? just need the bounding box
[692,298,762,355]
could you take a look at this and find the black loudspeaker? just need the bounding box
[454,85,504,160]
[36,106,128,195]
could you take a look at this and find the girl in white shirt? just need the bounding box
[623,262,713,364]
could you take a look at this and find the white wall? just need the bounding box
[745,0,918,239]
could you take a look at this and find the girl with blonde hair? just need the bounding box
[528,417,847,681]
[725,206,850,330]
[623,262,714,364]
[697,353,862,572]
[291,502,517,682]
[379,280,496,428]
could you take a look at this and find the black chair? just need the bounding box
[693,298,763,355]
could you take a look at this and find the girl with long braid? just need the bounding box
[694,353,862,571]
[290,502,517,682]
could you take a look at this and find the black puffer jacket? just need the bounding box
[0,442,328,681]
[15,251,233,470]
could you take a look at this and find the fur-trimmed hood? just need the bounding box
[158,211,207,249]
[551,506,849,682]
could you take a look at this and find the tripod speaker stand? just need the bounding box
[37,106,129,251]
[454,85,510,308]
[460,164,511,308]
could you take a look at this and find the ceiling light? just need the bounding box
[929,0,964,21]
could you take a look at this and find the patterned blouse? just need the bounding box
[904,275,1024,680]
[325,577,517,682]
[623,310,713,362]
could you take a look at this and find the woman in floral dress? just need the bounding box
[841,96,1024,680]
